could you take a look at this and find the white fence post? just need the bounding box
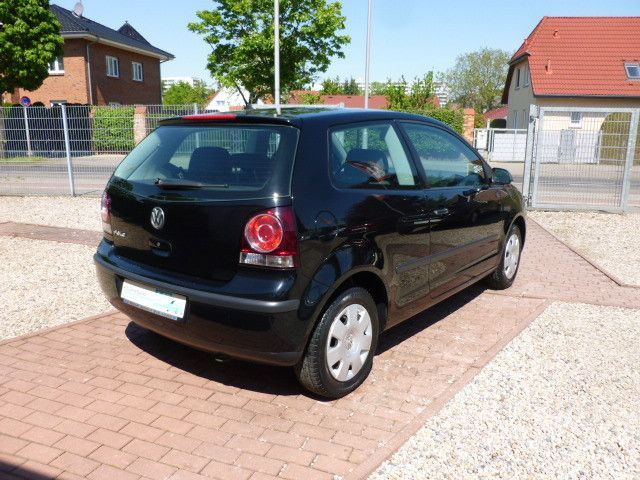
[620,109,639,211]
[61,104,76,196]
[23,106,33,157]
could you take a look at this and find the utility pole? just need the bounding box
[364,0,373,109]
[274,0,281,114]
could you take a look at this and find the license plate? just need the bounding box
[121,280,186,320]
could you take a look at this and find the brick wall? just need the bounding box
[5,39,90,105]
[463,108,476,143]
[2,39,163,106]
[90,43,162,105]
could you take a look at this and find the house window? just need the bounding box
[106,56,120,78]
[625,63,640,79]
[51,100,67,106]
[132,62,144,82]
[523,64,530,87]
[515,68,521,88]
[48,56,65,74]
[513,110,519,129]
[570,112,582,127]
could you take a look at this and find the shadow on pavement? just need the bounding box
[126,283,488,397]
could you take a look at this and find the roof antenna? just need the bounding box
[73,1,84,18]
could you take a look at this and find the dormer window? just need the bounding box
[625,63,640,79]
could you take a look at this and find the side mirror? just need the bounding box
[492,167,513,185]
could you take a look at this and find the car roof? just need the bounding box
[160,108,455,132]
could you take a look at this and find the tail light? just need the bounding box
[239,207,298,268]
[101,190,113,236]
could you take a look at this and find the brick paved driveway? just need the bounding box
[1,221,638,480]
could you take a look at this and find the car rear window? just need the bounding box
[112,124,299,200]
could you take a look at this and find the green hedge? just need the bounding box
[92,106,135,151]
[599,112,640,165]
[407,107,465,134]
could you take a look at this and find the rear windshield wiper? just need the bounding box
[154,179,229,189]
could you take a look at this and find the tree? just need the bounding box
[342,77,360,95]
[299,91,323,104]
[163,80,212,105]
[189,0,350,105]
[444,48,510,112]
[320,76,341,95]
[372,73,434,111]
[0,0,64,95]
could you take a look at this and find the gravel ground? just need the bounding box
[370,302,640,480]
[0,237,111,340]
[0,196,101,231]
[529,210,640,286]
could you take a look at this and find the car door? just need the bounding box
[399,122,504,299]
[327,121,433,314]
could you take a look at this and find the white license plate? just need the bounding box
[121,280,187,320]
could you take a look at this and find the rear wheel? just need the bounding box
[295,287,379,398]
[486,224,522,290]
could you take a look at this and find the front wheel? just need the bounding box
[295,287,379,399]
[485,224,522,290]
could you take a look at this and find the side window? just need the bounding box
[400,123,486,188]
[330,123,419,189]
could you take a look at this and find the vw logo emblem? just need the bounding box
[150,207,165,230]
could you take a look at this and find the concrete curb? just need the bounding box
[0,309,117,347]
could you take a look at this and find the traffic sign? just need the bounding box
[20,96,31,107]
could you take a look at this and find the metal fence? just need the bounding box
[523,106,640,212]
[0,103,200,196]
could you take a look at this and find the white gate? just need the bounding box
[523,106,640,212]
[474,128,527,162]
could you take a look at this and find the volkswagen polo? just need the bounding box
[94,108,525,398]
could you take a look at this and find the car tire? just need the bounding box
[295,287,379,399]
[485,224,522,290]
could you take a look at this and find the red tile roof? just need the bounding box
[484,106,508,120]
[503,16,640,102]
[288,92,390,109]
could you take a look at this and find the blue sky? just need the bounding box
[56,0,639,84]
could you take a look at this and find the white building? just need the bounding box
[204,87,263,112]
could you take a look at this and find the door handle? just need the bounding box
[432,208,449,217]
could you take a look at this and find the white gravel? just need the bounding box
[530,210,640,286]
[370,302,640,479]
[0,196,101,232]
[0,237,111,340]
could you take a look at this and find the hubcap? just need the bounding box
[503,233,521,280]
[326,304,373,382]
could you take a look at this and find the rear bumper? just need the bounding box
[94,247,306,367]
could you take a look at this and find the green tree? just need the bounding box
[445,48,510,112]
[0,0,63,95]
[299,91,323,104]
[320,76,341,95]
[342,77,360,95]
[189,0,350,105]
[163,80,212,105]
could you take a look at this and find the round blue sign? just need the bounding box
[20,96,31,107]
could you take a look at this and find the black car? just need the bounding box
[95,108,525,398]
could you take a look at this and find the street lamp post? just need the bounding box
[274,0,281,114]
[364,0,373,109]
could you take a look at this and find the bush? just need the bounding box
[92,106,135,152]
[416,107,465,134]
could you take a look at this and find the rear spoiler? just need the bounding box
[159,113,296,127]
